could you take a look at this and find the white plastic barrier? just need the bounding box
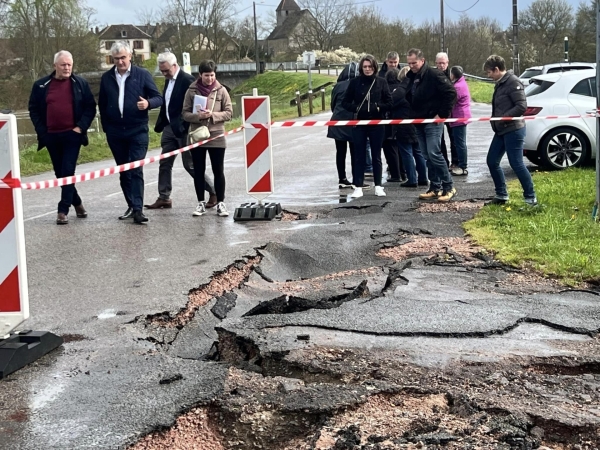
[0,114,29,337]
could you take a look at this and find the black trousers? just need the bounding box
[46,130,83,215]
[107,131,149,212]
[382,139,405,180]
[158,124,215,199]
[351,125,385,187]
[191,147,225,203]
[334,139,354,181]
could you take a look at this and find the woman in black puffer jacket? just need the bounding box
[342,54,393,198]
[390,66,428,187]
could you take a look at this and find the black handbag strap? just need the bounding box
[356,78,377,114]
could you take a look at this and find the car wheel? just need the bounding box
[539,127,588,169]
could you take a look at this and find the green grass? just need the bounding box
[467,79,494,104]
[464,168,600,285]
[231,71,337,105]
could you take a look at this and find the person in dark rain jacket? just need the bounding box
[327,62,359,189]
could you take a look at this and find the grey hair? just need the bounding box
[54,50,73,64]
[386,51,399,60]
[111,41,131,55]
[398,65,411,81]
[157,52,177,65]
[435,52,449,61]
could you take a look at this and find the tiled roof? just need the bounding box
[98,24,151,40]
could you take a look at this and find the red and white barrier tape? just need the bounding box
[3,113,595,190]
[11,127,243,190]
[249,114,594,129]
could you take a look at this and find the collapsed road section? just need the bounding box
[131,227,600,449]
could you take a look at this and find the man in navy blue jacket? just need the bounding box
[29,50,96,225]
[99,41,163,224]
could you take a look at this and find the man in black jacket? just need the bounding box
[145,52,217,210]
[28,50,96,225]
[405,48,457,202]
[99,41,163,224]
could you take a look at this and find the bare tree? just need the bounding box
[5,0,98,79]
[570,0,597,62]
[136,7,160,26]
[520,0,574,65]
[297,0,354,51]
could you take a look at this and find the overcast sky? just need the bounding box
[92,0,586,33]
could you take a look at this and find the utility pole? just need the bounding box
[512,0,520,75]
[594,2,600,220]
[564,36,569,62]
[253,1,259,75]
[440,0,445,53]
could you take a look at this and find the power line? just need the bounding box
[444,0,481,13]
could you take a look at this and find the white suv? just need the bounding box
[519,62,596,86]
[523,69,596,169]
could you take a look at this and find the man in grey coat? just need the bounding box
[484,54,537,206]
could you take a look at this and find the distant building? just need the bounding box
[97,25,153,69]
[266,0,318,55]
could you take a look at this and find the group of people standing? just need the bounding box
[328,48,471,202]
[28,45,538,226]
[28,43,232,225]
[328,49,537,207]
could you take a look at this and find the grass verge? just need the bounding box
[467,79,494,104]
[464,168,600,285]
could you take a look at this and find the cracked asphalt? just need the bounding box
[2,104,600,449]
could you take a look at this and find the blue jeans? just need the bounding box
[352,126,385,186]
[107,129,149,211]
[415,123,452,191]
[46,130,83,215]
[452,125,468,169]
[365,139,373,172]
[398,141,428,185]
[486,127,536,200]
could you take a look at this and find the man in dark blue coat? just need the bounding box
[28,50,96,225]
[99,41,163,224]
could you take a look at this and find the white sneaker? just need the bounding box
[193,201,206,216]
[374,186,386,197]
[350,187,363,198]
[216,202,229,217]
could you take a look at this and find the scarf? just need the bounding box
[196,80,217,97]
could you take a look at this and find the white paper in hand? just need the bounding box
[193,95,208,113]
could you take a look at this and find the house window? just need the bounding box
[121,30,127,38]
[133,40,144,50]
[104,40,115,50]
[135,54,144,63]
[105,55,113,65]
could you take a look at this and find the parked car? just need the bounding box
[519,62,596,86]
[523,69,597,169]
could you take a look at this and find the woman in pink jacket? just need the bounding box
[449,66,472,176]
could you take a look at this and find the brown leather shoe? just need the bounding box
[74,204,87,218]
[144,198,172,209]
[56,213,68,225]
[205,194,218,209]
